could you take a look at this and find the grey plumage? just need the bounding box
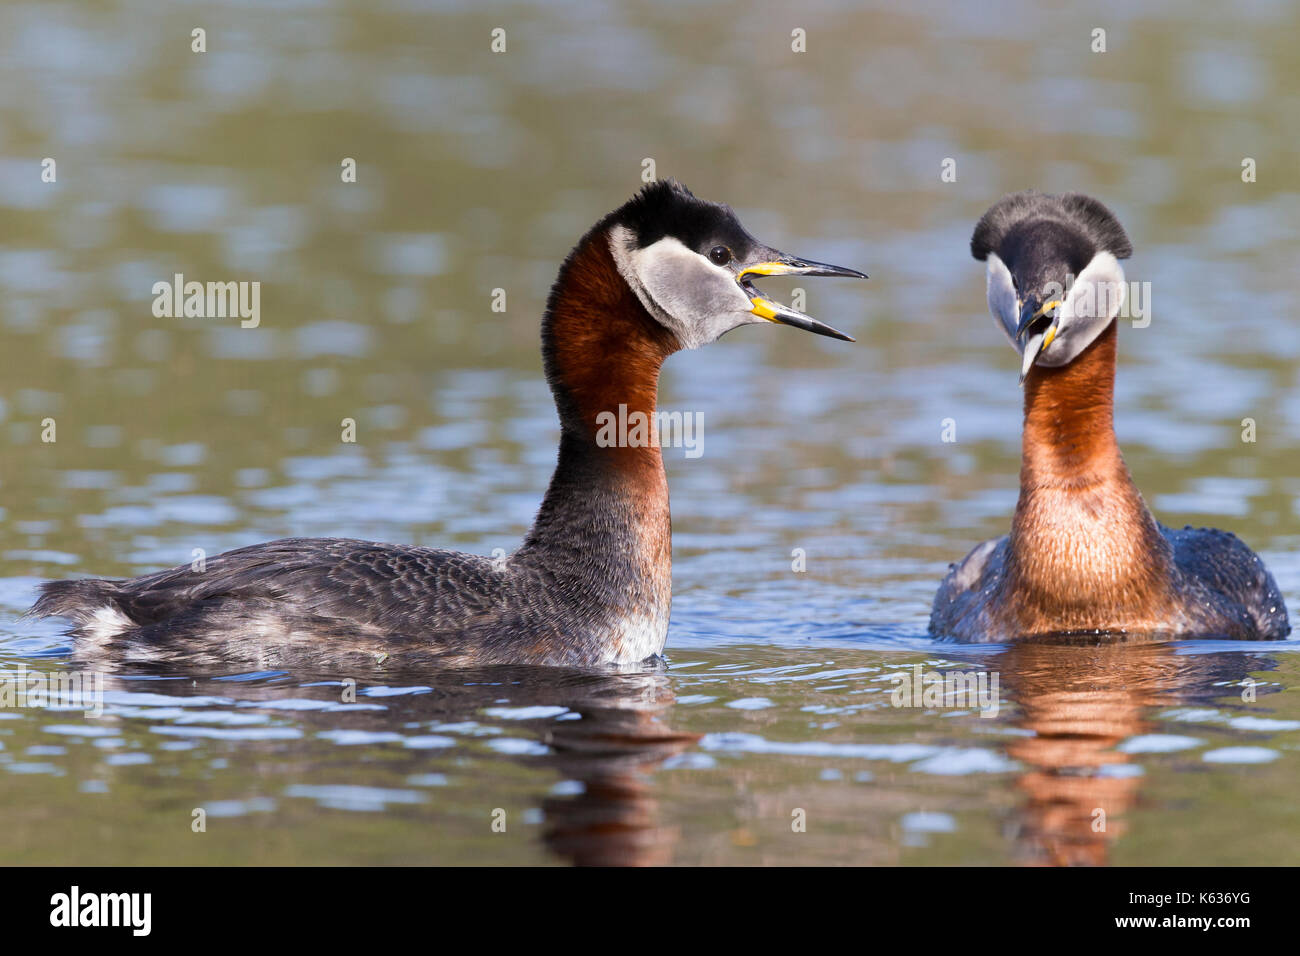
[30,432,667,670]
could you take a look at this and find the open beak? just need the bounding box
[1015,296,1062,385]
[737,256,866,342]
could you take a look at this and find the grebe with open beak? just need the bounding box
[31,181,866,669]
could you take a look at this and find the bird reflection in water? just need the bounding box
[112,660,698,867]
[355,664,697,865]
[532,669,698,866]
[989,637,1279,866]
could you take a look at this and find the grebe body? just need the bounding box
[31,181,864,669]
[931,192,1288,643]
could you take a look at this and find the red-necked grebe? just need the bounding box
[931,191,1288,642]
[31,180,866,669]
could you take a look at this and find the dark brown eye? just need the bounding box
[708,245,732,266]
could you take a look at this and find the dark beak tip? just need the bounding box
[785,259,867,280]
[830,266,868,280]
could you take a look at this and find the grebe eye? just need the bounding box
[708,245,732,266]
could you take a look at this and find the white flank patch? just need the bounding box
[83,605,134,642]
[953,539,999,591]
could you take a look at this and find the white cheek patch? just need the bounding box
[609,230,754,349]
[1037,251,1126,367]
[985,253,1020,348]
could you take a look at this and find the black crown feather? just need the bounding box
[971,191,1133,262]
[607,178,750,251]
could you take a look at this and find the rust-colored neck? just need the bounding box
[1005,321,1175,627]
[542,232,680,477]
[519,230,680,654]
[1019,320,1124,485]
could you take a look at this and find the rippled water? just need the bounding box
[2,0,1299,865]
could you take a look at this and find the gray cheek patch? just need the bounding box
[1037,252,1126,367]
[986,253,1020,349]
[610,231,755,350]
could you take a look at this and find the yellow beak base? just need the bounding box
[749,297,781,321]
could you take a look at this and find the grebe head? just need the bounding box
[606,179,865,347]
[971,191,1133,383]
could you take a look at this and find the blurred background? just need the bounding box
[0,0,1297,866]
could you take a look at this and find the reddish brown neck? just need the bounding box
[520,230,680,616]
[511,231,680,661]
[1007,321,1173,615]
[542,233,680,478]
[1018,320,1124,487]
